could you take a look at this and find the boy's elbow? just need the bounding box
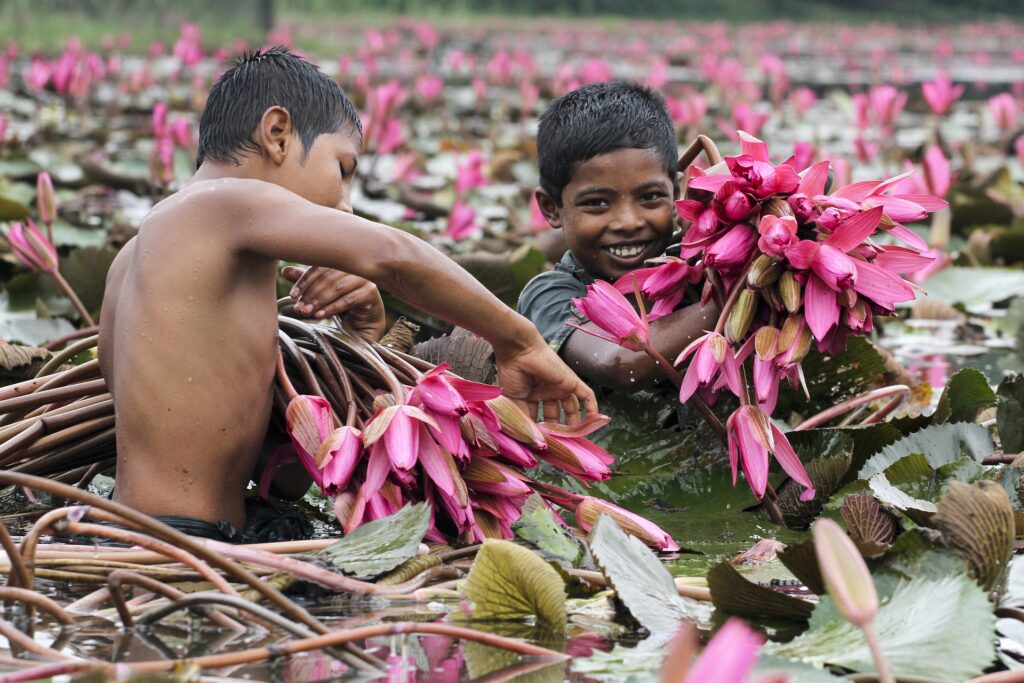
[366,229,422,290]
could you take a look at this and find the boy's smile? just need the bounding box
[538,147,677,282]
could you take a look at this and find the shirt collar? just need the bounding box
[553,251,597,286]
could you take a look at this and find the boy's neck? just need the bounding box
[190,160,268,185]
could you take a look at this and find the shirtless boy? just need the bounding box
[98,48,596,538]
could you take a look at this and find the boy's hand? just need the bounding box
[494,340,598,425]
[281,266,386,342]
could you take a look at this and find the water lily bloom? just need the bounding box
[789,86,817,118]
[152,101,168,138]
[454,149,487,196]
[5,220,58,273]
[868,84,907,130]
[812,518,878,626]
[36,172,56,224]
[919,145,951,198]
[362,401,439,471]
[675,332,743,404]
[613,257,702,319]
[316,425,363,496]
[713,182,756,222]
[169,117,190,148]
[727,405,815,502]
[445,200,478,241]
[575,497,680,551]
[921,72,964,116]
[989,92,1019,132]
[757,215,798,256]
[285,394,338,487]
[415,74,443,104]
[408,363,502,417]
[570,278,650,352]
[538,415,614,482]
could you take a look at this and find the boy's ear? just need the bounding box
[534,187,563,230]
[256,106,294,166]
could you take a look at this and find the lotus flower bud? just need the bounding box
[576,498,680,551]
[812,518,878,627]
[760,284,785,312]
[757,215,799,257]
[705,224,757,274]
[778,271,802,312]
[779,314,812,363]
[486,395,546,450]
[20,220,58,273]
[846,299,873,333]
[818,207,846,231]
[788,193,818,223]
[754,325,780,360]
[713,182,755,222]
[36,172,56,224]
[763,196,795,218]
[725,289,757,344]
[747,254,781,289]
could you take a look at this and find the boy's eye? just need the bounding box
[579,197,609,208]
[641,191,668,202]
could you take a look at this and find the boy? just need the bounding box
[518,82,719,392]
[97,48,596,539]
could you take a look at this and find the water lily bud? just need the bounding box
[754,325,780,360]
[36,172,56,224]
[760,284,785,312]
[576,498,680,551]
[779,314,812,362]
[763,196,795,218]
[846,300,873,333]
[21,221,58,273]
[747,254,781,289]
[486,395,546,450]
[371,393,397,412]
[725,289,757,344]
[812,518,879,627]
[778,271,802,312]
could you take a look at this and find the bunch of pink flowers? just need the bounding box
[574,132,944,504]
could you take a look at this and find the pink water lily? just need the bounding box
[989,92,1019,132]
[575,496,680,551]
[921,71,963,116]
[362,401,439,470]
[664,618,770,683]
[408,363,502,417]
[571,277,650,352]
[537,414,614,482]
[612,258,702,320]
[757,215,798,256]
[316,425,363,496]
[675,332,743,404]
[5,220,58,273]
[445,200,478,241]
[36,172,56,225]
[454,149,487,196]
[727,405,815,502]
[284,394,338,488]
[868,84,907,130]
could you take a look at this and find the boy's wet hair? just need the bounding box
[196,46,362,168]
[537,81,676,205]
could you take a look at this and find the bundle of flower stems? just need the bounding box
[0,314,678,550]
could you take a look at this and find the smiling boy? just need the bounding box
[518,82,719,392]
[98,48,596,539]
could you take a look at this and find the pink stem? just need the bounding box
[795,385,910,431]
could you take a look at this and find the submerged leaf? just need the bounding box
[318,503,430,579]
[933,481,1015,591]
[589,514,711,640]
[766,575,997,682]
[464,539,567,631]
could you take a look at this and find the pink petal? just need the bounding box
[805,274,840,341]
[797,160,830,196]
[874,246,935,274]
[738,130,770,162]
[896,193,948,212]
[419,436,456,498]
[687,173,734,193]
[686,618,763,683]
[853,259,916,307]
[784,240,820,270]
[826,206,884,253]
[770,425,816,502]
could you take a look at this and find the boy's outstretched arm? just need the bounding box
[561,300,719,392]
[226,180,598,421]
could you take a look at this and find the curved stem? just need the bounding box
[135,591,319,640]
[50,270,95,327]
[0,523,30,591]
[106,570,243,631]
[275,348,299,401]
[861,622,895,683]
[33,335,98,378]
[0,661,105,682]
[795,385,910,431]
[0,586,74,626]
[41,326,100,351]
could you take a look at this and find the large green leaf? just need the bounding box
[512,493,584,567]
[872,528,970,584]
[998,373,1024,454]
[317,503,430,579]
[776,429,854,529]
[858,422,993,479]
[921,266,1024,310]
[932,367,998,424]
[59,246,118,315]
[706,560,814,621]
[463,539,567,632]
[589,514,712,640]
[766,575,997,682]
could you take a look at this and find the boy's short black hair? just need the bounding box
[537,81,676,205]
[196,46,362,168]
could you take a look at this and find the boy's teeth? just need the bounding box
[607,244,645,258]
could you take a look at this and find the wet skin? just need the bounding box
[536,147,720,392]
[99,107,596,529]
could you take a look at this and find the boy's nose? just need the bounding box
[609,204,645,232]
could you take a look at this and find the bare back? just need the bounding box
[99,180,280,529]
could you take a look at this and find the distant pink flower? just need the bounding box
[920,145,951,198]
[528,193,548,232]
[0,115,7,142]
[989,92,1019,132]
[789,86,817,118]
[571,278,649,351]
[169,117,190,148]
[152,102,168,138]
[36,172,56,224]
[519,79,539,118]
[869,84,907,130]
[791,140,814,172]
[415,75,443,104]
[454,150,487,196]
[445,200,478,241]
[727,405,814,502]
[647,58,669,89]
[717,103,768,140]
[25,59,51,91]
[579,58,612,84]
[921,72,964,116]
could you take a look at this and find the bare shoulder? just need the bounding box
[170,178,301,215]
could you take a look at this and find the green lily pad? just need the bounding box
[0,193,30,222]
[858,422,993,479]
[317,502,430,579]
[512,493,584,567]
[59,246,118,314]
[0,158,43,180]
[872,527,971,584]
[589,514,712,640]
[463,539,567,632]
[997,373,1024,454]
[921,266,1024,310]
[933,367,998,425]
[766,574,996,682]
[52,221,108,248]
[0,316,75,346]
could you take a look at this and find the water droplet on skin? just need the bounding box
[188,295,194,301]
[187,377,193,383]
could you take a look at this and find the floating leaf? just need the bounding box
[0,193,29,221]
[858,422,993,479]
[318,503,430,579]
[706,560,814,622]
[589,514,711,639]
[512,493,584,567]
[0,342,49,371]
[933,481,1014,591]
[0,316,75,347]
[776,430,854,529]
[933,367,998,424]
[840,492,899,556]
[998,373,1024,454]
[464,539,567,632]
[766,575,996,682]
[865,453,985,523]
[921,266,1024,310]
[777,540,826,596]
[874,527,971,583]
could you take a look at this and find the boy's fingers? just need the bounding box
[280,265,306,284]
[577,383,598,415]
[298,274,360,312]
[561,395,581,425]
[543,400,561,423]
[285,265,323,298]
[315,282,378,319]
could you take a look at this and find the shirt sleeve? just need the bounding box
[517,271,590,353]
